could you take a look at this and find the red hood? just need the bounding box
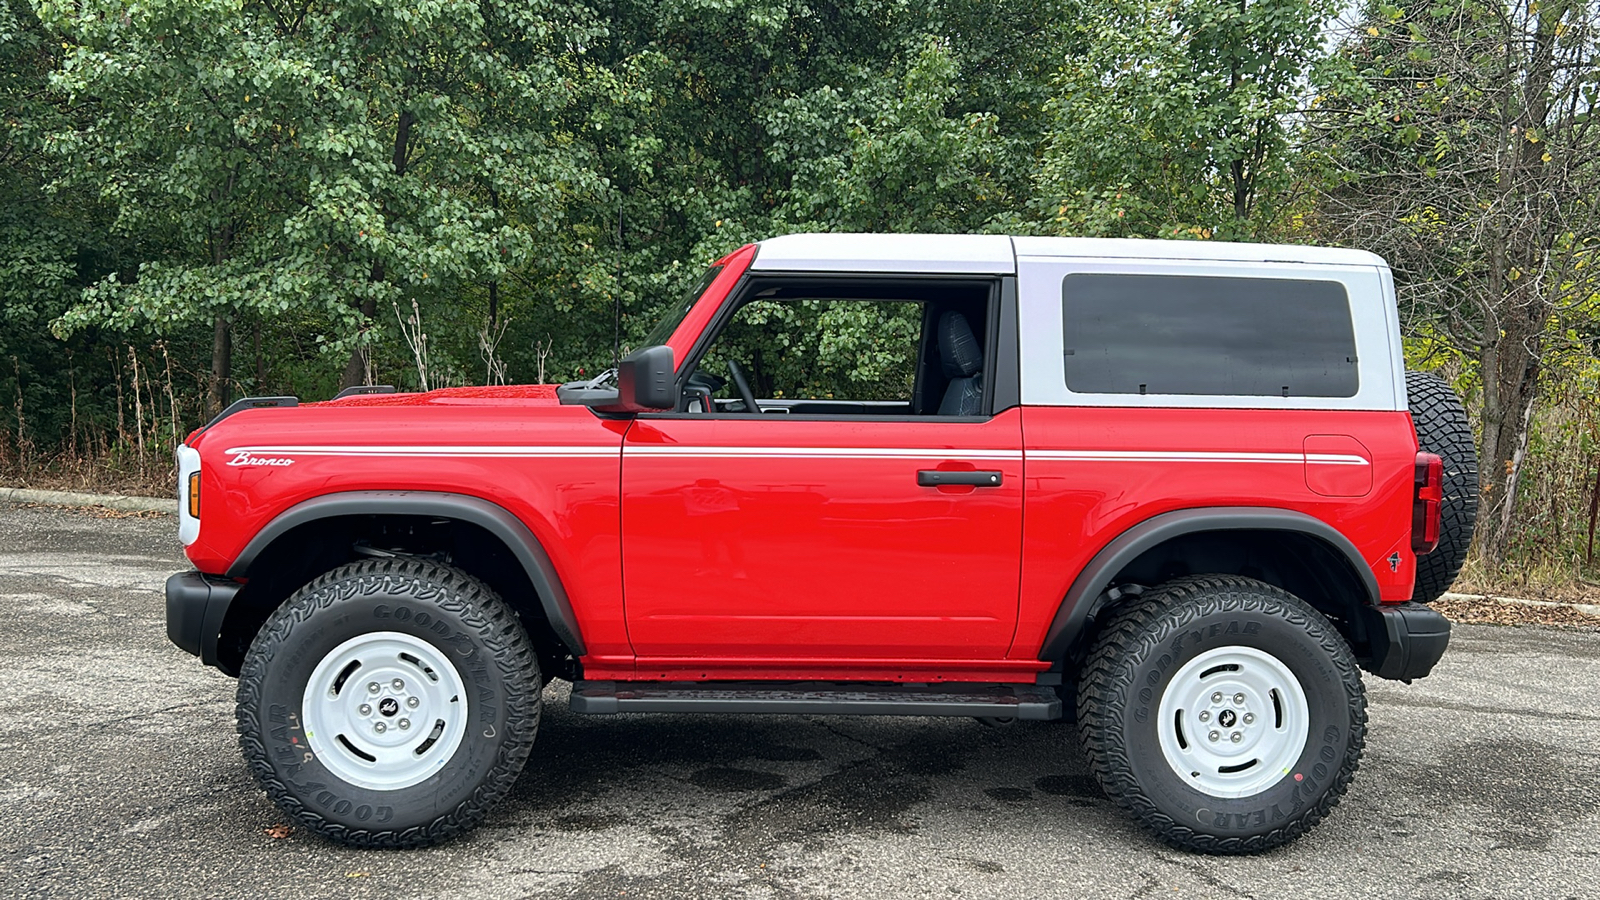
[186,384,573,449]
[305,384,561,408]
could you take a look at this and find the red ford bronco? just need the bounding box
[167,233,1478,853]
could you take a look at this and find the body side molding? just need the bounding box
[1036,506,1380,662]
[226,491,586,656]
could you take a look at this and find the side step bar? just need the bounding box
[569,681,1062,720]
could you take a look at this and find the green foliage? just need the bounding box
[1035,0,1338,239]
[701,298,922,400]
[40,0,607,367]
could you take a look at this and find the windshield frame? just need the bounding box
[642,264,725,349]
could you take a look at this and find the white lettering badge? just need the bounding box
[228,452,295,467]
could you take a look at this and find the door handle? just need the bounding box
[917,469,1003,487]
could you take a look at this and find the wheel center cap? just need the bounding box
[378,697,400,717]
[1218,709,1237,728]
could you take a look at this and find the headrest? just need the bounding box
[938,311,983,378]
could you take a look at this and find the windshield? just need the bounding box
[642,264,724,348]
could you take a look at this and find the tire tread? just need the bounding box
[235,558,540,849]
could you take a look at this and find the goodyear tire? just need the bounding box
[1077,576,1366,854]
[236,559,539,848]
[1406,370,1480,603]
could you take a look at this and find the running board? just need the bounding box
[569,681,1062,720]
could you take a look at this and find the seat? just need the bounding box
[936,311,984,416]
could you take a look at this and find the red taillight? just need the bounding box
[1412,452,1443,553]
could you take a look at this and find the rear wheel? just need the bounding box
[1407,370,1480,603]
[236,559,540,847]
[1077,575,1366,853]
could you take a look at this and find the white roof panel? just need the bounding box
[750,233,1387,275]
[753,233,1016,274]
[1011,235,1386,268]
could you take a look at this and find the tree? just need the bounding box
[1312,0,1600,560]
[1035,0,1338,239]
[41,0,607,406]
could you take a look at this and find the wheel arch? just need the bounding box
[215,491,585,675]
[1039,507,1381,666]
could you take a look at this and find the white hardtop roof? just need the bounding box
[753,233,1386,273]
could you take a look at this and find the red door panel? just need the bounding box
[621,410,1024,665]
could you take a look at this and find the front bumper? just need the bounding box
[1358,601,1451,681]
[165,571,241,668]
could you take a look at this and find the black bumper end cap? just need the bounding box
[165,571,241,666]
[1359,601,1450,682]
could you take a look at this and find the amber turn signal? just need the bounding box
[187,471,201,518]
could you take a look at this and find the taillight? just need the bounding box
[1412,452,1443,553]
[187,471,201,518]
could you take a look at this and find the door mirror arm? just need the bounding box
[557,345,676,415]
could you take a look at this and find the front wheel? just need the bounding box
[1077,575,1366,853]
[236,559,540,847]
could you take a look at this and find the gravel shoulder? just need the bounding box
[2,502,1598,900]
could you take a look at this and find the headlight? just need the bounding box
[177,443,202,545]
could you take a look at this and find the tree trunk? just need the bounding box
[209,315,232,416]
[340,110,414,387]
[339,293,379,389]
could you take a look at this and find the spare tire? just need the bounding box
[1406,370,1480,603]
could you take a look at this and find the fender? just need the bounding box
[227,490,586,656]
[1036,507,1380,662]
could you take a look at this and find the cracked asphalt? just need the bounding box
[2,502,1598,899]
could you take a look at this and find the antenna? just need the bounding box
[613,199,623,370]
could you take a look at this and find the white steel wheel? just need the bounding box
[1156,645,1310,799]
[303,630,470,791]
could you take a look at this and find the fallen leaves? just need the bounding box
[1432,595,1600,630]
[264,823,294,839]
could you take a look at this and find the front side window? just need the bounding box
[699,298,923,404]
[679,277,994,416]
[1061,273,1359,398]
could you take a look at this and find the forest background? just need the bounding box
[2,0,1597,595]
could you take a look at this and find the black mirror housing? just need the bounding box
[611,344,676,412]
[556,345,676,414]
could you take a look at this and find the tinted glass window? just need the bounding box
[1061,274,1358,397]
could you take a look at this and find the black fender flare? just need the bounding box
[227,490,586,656]
[1036,507,1380,662]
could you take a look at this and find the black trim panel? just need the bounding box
[166,570,242,666]
[991,276,1020,413]
[1037,507,1381,661]
[195,396,298,436]
[570,681,1061,719]
[1357,601,1450,681]
[226,491,586,656]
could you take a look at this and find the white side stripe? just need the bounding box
[627,446,1023,460]
[225,445,617,457]
[224,445,1367,465]
[1030,450,1369,466]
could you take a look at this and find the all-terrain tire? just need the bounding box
[236,559,540,848]
[1406,370,1480,603]
[1077,575,1367,854]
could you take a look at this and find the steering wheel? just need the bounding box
[725,359,760,414]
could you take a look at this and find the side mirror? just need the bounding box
[556,345,676,414]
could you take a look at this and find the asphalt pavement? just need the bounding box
[2,502,1597,900]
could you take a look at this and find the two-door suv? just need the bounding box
[167,233,1478,853]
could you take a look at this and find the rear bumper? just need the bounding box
[1359,601,1451,681]
[165,571,241,667]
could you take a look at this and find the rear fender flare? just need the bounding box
[1036,507,1379,662]
[227,491,586,656]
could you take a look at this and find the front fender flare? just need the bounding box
[227,490,586,656]
[1036,507,1379,662]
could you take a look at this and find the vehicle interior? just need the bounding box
[680,277,997,417]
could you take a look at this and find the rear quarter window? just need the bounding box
[1061,273,1359,398]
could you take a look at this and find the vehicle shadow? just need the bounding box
[492,682,1111,846]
